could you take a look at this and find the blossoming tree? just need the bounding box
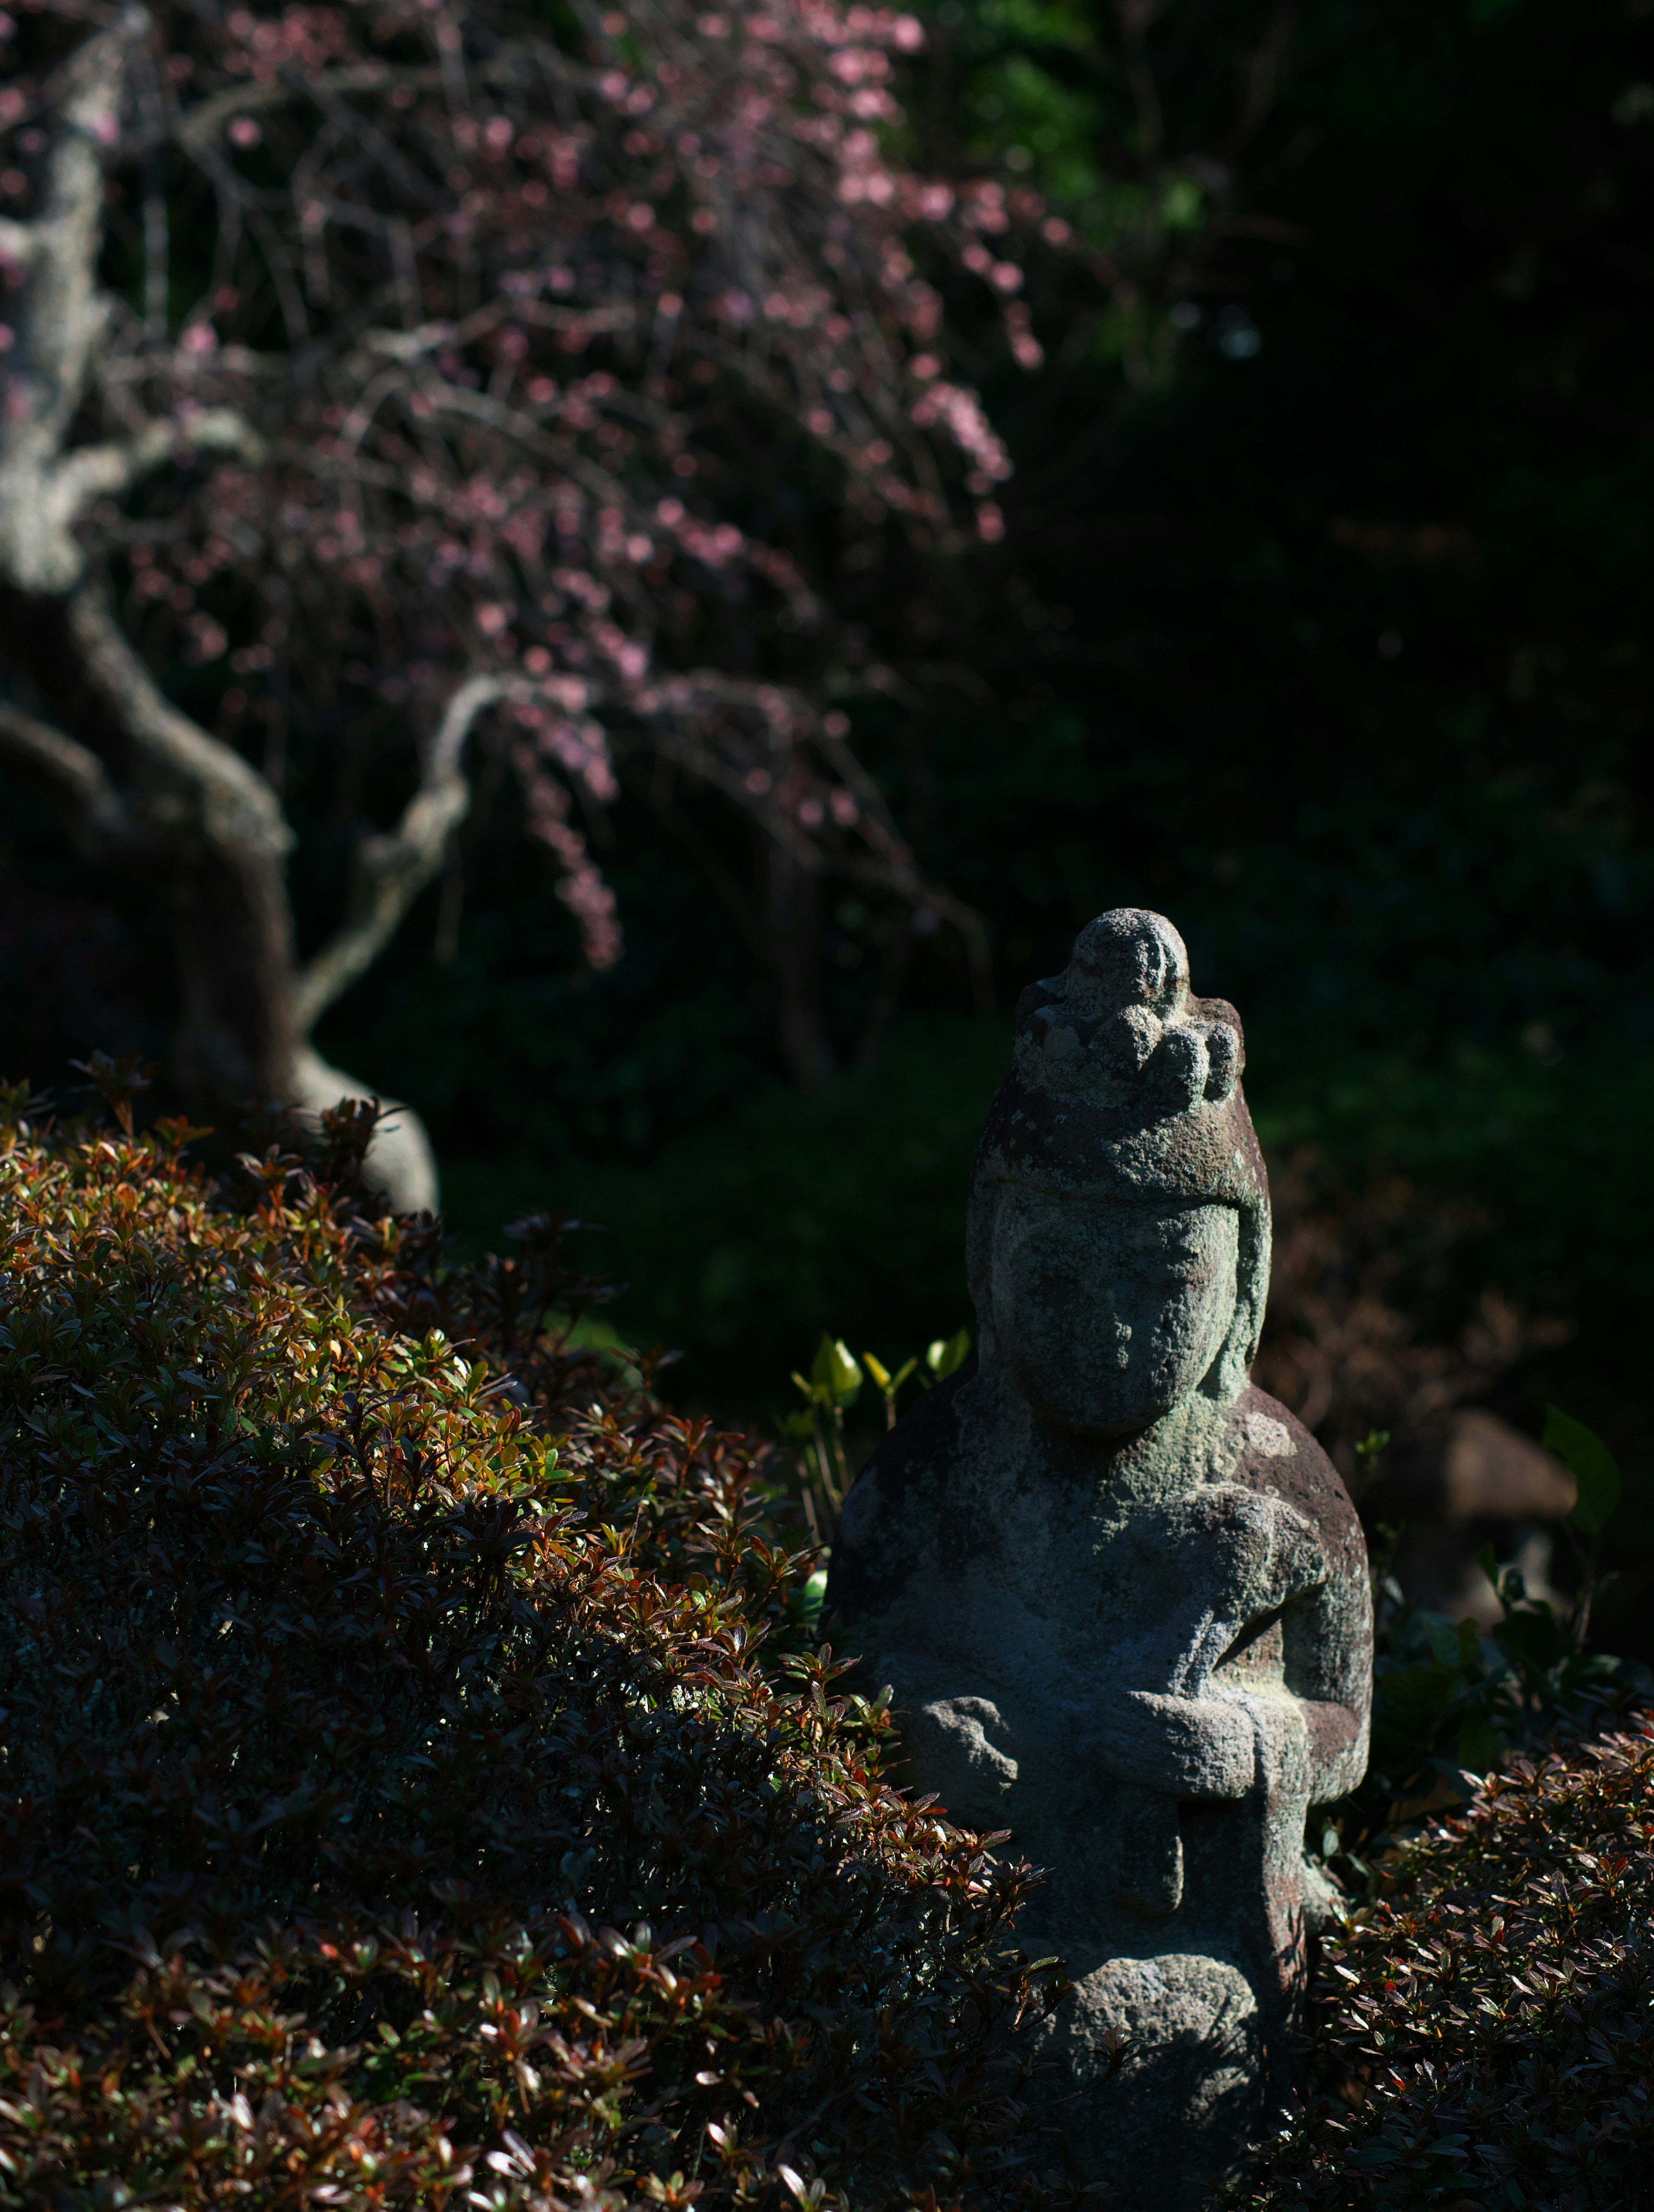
[0,0,1076,1197]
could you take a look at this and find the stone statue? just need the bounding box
[827,910,1371,2207]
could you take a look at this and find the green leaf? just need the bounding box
[1424,1615,1463,1670]
[811,1333,862,1406]
[861,1351,892,1391]
[1476,1539,1501,1604]
[926,1327,971,1380]
[1543,1404,1622,1535]
[1494,1601,1567,1685]
[1456,1710,1504,1777]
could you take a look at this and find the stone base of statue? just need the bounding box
[828,912,1371,2208]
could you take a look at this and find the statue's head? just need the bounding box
[966,910,1270,1442]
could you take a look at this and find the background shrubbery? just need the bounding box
[0,1077,1063,2209]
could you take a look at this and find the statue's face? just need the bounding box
[990,1191,1240,1439]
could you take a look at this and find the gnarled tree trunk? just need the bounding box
[0,16,447,1207]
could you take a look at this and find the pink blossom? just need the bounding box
[20,0,1084,990]
[513,746,623,967]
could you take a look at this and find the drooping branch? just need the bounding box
[56,587,293,864]
[0,701,143,861]
[292,674,502,1033]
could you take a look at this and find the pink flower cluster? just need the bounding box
[221,6,348,81]
[511,744,624,969]
[16,0,1084,974]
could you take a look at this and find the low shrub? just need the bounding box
[1325,1537,1651,1866]
[1232,1716,1654,2209]
[0,1075,1061,2209]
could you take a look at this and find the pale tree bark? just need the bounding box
[0,12,457,1206]
[0,13,294,1107]
[1,0,1008,1175]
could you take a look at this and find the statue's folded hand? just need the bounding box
[1091,1689,1258,1798]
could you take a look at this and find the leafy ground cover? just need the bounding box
[0,1069,1066,2210]
[5,1063,1652,2211]
[1226,1718,1654,2208]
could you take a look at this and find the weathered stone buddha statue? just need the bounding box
[827,910,1371,2206]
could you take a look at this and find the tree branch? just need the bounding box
[51,408,266,520]
[292,673,503,1032]
[0,9,144,591]
[0,699,145,860]
[55,584,293,862]
[175,65,441,162]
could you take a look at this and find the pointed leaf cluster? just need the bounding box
[1230,1717,1654,2207]
[0,1094,1066,2210]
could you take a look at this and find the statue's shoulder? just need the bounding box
[826,1359,978,1618]
[1222,1383,1364,1562]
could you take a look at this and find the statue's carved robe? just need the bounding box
[829,1362,1371,2206]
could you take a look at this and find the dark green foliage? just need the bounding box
[1231,1719,1654,2207]
[0,1088,1061,2207]
[1351,1578,1648,1844]
[438,1016,1007,1414]
[1320,1411,1649,1862]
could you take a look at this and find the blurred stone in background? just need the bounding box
[1254,1154,1579,1626]
[1359,1408,1575,1627]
